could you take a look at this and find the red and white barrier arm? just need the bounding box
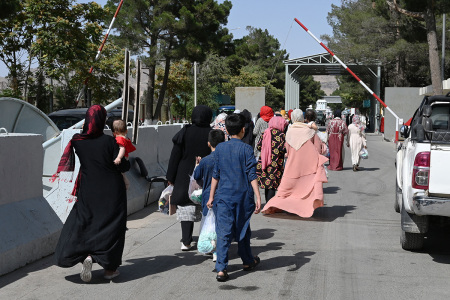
[77,0,125,102]
[294,18,401,142]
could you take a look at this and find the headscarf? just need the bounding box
[290,108,304,123]
[240,109,252,123]
[260,106,274,122]
[352,115,365,132]
[288,109,293,120]
[174,105,213,145]
[261,116,287,170]
[334,109,342,119]
[50,105,107,200]
[192,105,212,128]
[280,110,286,117]
[286,109,315,150]
[212,112,230,141]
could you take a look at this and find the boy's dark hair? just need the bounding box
[225,113,245,135]
[208,129,225,148]
[112,119,127,134]
[305,110,316,122]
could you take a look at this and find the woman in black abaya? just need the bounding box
[53,105,127,282]
[167,105,212,250]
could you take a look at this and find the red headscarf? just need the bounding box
[260,106,274,122]
[288,109,293,120]
[260,116,287,170]
[50,105,107,200]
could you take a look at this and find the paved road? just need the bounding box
[2,134,450,299]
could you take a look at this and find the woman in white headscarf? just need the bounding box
[262,109,328,218]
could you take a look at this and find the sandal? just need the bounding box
[216,270,229,282]
[243,256,260,271]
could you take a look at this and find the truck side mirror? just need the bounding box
[400,125,409,138]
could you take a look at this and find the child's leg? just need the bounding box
[215,203,234,272]
[237,226,254,266]
[122,173,130,190]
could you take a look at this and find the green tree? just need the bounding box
[299,76,326,111]
[107,0,232,122]
[0,0,31,98]
[23,0,123,111]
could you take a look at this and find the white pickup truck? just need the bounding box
[396,93,450,250]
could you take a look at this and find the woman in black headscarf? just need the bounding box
[240,109,255,147]
[167,105,213,250]
[53,105,128,282]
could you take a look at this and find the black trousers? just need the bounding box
[181,221,194,245]
[265,188,276,202]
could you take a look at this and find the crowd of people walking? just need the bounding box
[52,104,367,283]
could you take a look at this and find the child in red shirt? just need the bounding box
[112,119,136,189]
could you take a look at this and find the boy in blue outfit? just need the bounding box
[193,129,225,262]
[207,113,262,282]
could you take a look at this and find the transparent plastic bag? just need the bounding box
[158,185,173,214]
[197,209,217,254]
[359,148,369,159]
[188,172,202,205]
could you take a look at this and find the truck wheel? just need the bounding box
[400,230,424,250]
[395,180,401,213]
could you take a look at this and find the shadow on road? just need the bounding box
[424,223,450,264]
[262,205,355,222]
[251,228,276,240]
[219,250,315,285]
[323,186,341,194]
[358,167,380,172]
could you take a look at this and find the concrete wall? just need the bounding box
[0,124,184,275]
[0,134,62,276]
[235,87,265,119]
[384,87,423,141]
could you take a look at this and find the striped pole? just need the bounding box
[76,0,125,103]
[294,18,401,142]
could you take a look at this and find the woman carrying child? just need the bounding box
[256,116,287,202]
[167,105,212,251]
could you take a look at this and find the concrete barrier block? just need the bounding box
[0,134,43,206]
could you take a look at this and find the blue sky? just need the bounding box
[0,0,341,77]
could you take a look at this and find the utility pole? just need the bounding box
[194,61,197,107]
[442,14,446,82]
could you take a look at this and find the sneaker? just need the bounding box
[104,270,120,280]
[212,253,217,262]
[80,256,93,283]
[181,242,192,251]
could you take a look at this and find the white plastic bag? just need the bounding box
[158,185,173,214]
[359,148,369,159]
[188,172,202,205]
[197,209,217,254]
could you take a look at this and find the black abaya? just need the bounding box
[55,134,127,271]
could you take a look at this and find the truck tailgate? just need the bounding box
[429,144,450,194]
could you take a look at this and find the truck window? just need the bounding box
[430,104,450,130]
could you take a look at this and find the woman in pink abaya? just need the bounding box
[326,109,348,171]
[262,109,328,218]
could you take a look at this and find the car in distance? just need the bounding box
[48,108,134,131]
